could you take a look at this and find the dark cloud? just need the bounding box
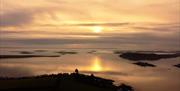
[0,30,22,34]
[133,23,180,32]
[1,32,179,46]
[0,10,33,27]
[1,36,179,50]
[63,22,130,27]
[39,22,130,27]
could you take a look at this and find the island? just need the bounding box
[56,51,78,55]
[0,55,60,59]
[0,69,134,91]
[19,51,34,54]
[34,50,47,52]
[174,64,180,68]
[133,62,156,67]
[119,52,180,61]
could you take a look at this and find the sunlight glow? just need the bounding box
[91,57,102,72]
[92,26,103,33]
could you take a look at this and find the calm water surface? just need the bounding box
[0,49,180,91]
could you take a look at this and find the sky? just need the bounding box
[0,0,180,50]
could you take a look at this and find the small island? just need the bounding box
[0,69,134,91]
[56,51,78,55]
[19,51,34,54]
[88,50,96,54]
[174,64,180,68]
[133,62,156,67]
[34,50,47,52]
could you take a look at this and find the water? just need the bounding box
[0,48,180,91]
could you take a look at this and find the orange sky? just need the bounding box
[0,0,180,50]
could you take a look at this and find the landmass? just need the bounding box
[0,55,60,59]
[88,50,96,54]
[133,62,156,67]
[174,64,180,68]
[119,52,180,61]
[34,50,47,52]
[19,51,34,54]
[0,69,134,91]
[56,51,78,55]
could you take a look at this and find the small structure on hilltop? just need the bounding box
[75,69,79,74]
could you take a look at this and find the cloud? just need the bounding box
[62,22,130,27]
[1,32,178,46]
[0,0,179,51]
[0,10,33,27]
[36,22,130,28]
[133,23,180,32]
[1,37,179,50]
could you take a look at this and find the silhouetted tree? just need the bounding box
[75,69,79,74]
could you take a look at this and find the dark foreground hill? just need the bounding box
[0,70,133,91]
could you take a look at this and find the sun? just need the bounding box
[92,26,103,33]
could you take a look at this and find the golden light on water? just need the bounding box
[90,57,103,72]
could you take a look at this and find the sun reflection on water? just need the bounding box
[90,57,103,72]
